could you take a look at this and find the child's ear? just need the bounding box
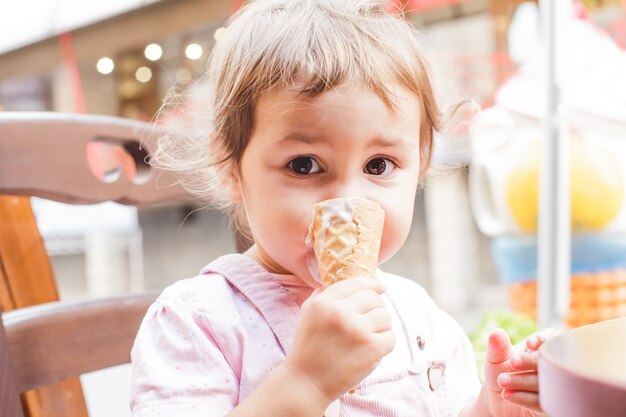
[226,167,244,204]
[211,141,243,204]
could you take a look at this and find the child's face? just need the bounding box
[232,84,422,286]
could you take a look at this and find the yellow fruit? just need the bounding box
[505,136,624,232]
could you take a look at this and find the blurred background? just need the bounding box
[1,0,626,415]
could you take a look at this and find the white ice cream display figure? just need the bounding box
[469,4,626,328]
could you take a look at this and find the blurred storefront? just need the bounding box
[2,2,626,416]
[0,0,233,116]
[1,0,625,316]
[1,0,624,114]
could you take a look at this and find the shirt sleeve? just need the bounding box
[130,295,239,417]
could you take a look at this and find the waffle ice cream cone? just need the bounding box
[306,198,385,287]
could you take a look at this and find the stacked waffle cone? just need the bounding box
[306,198,385,287]
[508,269,626,328]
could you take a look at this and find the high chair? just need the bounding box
[0,112,187,417]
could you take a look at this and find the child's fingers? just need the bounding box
[526,327,559,351]
[371,328,396,356]
[344,289,386,314]
[484,329,515,393]
[486,328,514,364]
[501,389,542,413]
[510,352,538,372]
[325,277,385,299]
[361,307,392,333]
[497,371,538,392]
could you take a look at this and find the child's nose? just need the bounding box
[322,178,366,201]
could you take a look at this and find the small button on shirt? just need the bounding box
[130,254,480,417]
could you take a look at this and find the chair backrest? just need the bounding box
[0,112,189,417]
[0,292,159,417]
[0,112,186,204]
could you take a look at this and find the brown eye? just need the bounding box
[365,157,394,176]
[288,157,321,175]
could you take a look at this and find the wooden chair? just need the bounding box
[0,112,188,417]
[0,292,160,417]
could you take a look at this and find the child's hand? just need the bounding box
[482,328,558,417]
[282,277,395,404]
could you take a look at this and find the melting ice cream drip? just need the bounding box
[305,197,387,286]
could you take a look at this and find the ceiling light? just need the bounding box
[144,43,163,61]
[96,57,114,74]
[135,66,153,83]
[213,27,226,42]
[185,43,203,60]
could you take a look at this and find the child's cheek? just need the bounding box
[379,214,411,263]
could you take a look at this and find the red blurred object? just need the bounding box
[57,33,86,113]
[86,141,138,183]
[232,0,244,13]
[573,0,591,19]
[386,0,469,13]
[604,9,626,50]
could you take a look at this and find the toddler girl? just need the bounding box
[131,1,553,416]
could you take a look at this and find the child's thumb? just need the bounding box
[486,328,513,365]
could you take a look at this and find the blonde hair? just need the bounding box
[153,0,441,237]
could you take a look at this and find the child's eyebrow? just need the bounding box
[276,132,416,150]
[366,137,416,150]
[277,132,326,145]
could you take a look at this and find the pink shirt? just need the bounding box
[130,254,480,417]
